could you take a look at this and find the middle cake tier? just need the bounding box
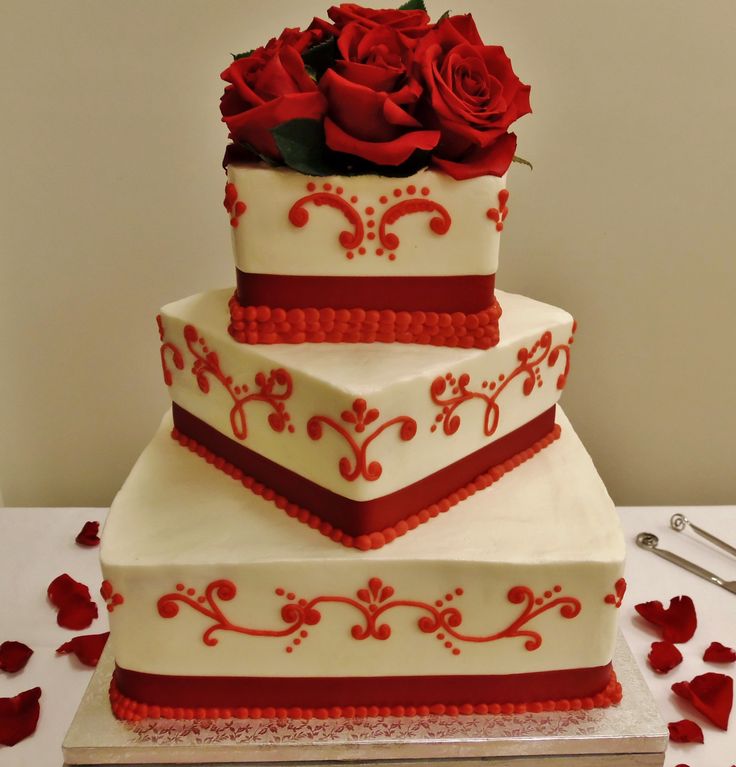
[158,289,575,548]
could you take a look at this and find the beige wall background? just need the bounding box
[0,0,734,507]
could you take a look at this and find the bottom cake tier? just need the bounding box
[101,408,625,721]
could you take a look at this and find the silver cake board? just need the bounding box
[63,633,667,766]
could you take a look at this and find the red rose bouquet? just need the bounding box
[221,1,530,180]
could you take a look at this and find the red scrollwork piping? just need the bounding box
[604,578,626,608]
[157,315,184,387]
[378,197,452,252]
[306,398,417,481]
[157,576,581,655]
[430,326,575,437]
[286,182,452,261]
[288,182,364,253]
[101,580,124,613]
[156,580,306,647]
[224,182,246,228]
[486,189,509,232]
[182,324,295,440]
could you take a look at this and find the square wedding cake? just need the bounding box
[101,1,625,721]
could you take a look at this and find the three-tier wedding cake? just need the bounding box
[101,2,625,721]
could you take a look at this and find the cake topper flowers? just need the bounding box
[220,1,531,179]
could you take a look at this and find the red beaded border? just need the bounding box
[170,424,562,551]
[227,294,502,349]
[110,667,621,722]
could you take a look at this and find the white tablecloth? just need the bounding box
[1,506,735,766]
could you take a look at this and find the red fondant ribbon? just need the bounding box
[172,404,556,537]
[236,271,496,313]
[113,663,612,709]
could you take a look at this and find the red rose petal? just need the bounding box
[47,573,91,608]
[327,4,431,39]
[704,641,736,664]
[56,632,109,667]
[432,132,518,180]
[57,596,98,630]
[47,573,98,629]
[668,718,704,743]
[0,687,41,747]
[0,641,33,674]
[648,640,683,674]
[635,595,697,643]
[100,580,113,601]
[672,672,733,730]
[75,521,100,547]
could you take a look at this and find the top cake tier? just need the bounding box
[226,164,508,349]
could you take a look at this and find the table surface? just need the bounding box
[1,505,735,767]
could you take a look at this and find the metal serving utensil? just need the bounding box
[636,532,736,595]
[670,513,736,558]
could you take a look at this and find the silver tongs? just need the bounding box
[670,513,736,557]
[636,513,736,596]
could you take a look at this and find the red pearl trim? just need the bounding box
[170,424,562,552]
[228,294,502,350]
[109,666,621,721]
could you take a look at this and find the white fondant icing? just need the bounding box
[159,289,574,501]
[101,409,624,679]
[227,164,506,277]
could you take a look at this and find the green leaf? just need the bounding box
[272,119,334,176]
[232,49,254,61]
[512,154,534,170]
[437,10,451,22]
[398,0,427,11]
[302,36,338,79]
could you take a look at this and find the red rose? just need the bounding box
[327,4,431,41]
[306,16,338,39]
[221,43,327,161]
[334,22,420,104]
[320,67,439,166]
[268,26,331,54]
[414,14,531,179]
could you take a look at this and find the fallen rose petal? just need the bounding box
[47,573,98,629]
[648,640,683,674]
[56,632,109,667]
[635,595,697,643]
[668,718,704,743]
[75,521,100,547]
[704,641,736,664]
[672,672,733,730]
[57,596,98,631]
[0,687,41,747]
[47,573,91,608]
[0,642,33,674]
[100,580,112,600]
